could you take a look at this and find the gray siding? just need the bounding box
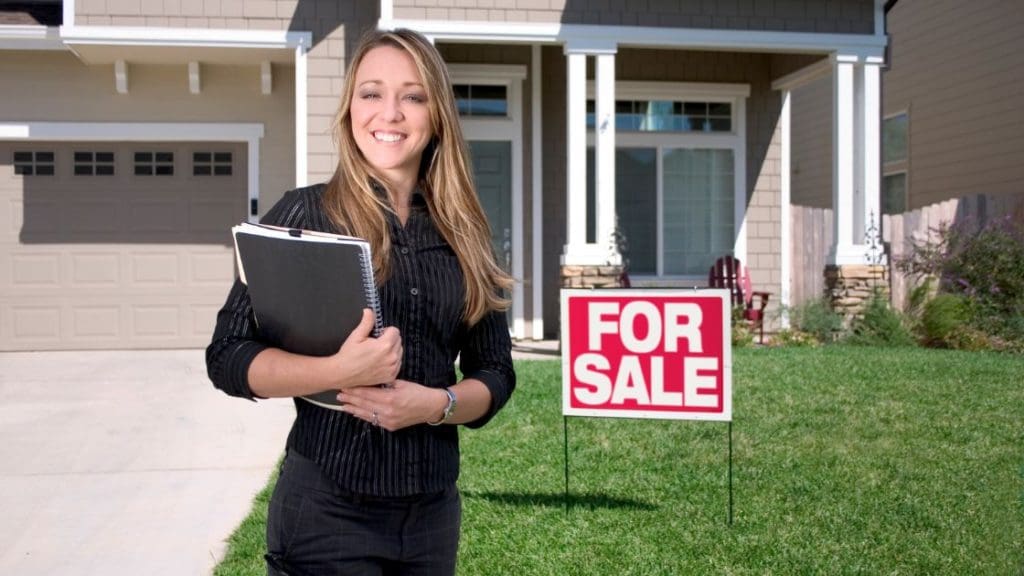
[884,0,1024,209]
[790,69,832,209]
[395,0,876,34]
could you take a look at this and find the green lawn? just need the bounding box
[215,347,1024,575]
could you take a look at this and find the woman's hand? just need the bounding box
[329,308,403,390]
[337,379,448,432]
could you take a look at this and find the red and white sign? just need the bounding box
[561,289,732,422]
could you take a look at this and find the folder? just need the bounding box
[231,222,383,410]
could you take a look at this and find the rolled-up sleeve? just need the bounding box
[458,308,516,429]
[205,189,302,400]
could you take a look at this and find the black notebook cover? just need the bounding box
[232,223,382,410]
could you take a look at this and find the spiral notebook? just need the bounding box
[231,222,383,411]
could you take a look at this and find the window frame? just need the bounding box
[882,110,910,214]
[13,150,56,176]
[72,150,116,177]
[586,81,749,284]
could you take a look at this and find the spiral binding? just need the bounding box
[358,245,384,337]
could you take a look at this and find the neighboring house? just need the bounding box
[790,0,1024,308]
[0,0,889,351]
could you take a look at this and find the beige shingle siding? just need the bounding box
[77,0,303,29]
[884,0,1024,209]
[394,0,876,34]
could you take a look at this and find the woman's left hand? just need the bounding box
[337,379,446,432]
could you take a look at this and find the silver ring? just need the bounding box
[372,411,379,427]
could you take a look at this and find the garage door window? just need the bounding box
[193,152,232,176]
[135,152,174,176]
[14,151,55,176]
[74,151,115,176]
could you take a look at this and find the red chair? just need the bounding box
[708,255,771,343]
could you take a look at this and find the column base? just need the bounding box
[560,264,627,289]
[824,264,890,324]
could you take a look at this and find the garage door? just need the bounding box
[0,142,247,350]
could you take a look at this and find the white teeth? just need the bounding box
[374,132,402,143]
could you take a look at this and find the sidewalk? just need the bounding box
[0,350,295,576]
[0,344,560,575]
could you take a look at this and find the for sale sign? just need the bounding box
[561,289,732,421]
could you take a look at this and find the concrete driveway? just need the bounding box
[0,350,295,576]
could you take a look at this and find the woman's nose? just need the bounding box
[381,97,403,122]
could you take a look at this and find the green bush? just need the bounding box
[846,292,916,347]
[919,293,968,348]
[898,215,1024,345]
[787,297,844,344]
[731,306,755,348]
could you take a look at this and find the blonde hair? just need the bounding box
[324,28,512,326]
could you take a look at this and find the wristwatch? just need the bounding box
[427,387,457,426]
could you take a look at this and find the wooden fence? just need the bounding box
[791,193,1023,311]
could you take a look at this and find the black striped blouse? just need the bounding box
[206,184,515,497]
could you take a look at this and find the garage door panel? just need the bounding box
[72,306,122,338]
[11,253,62,287]
[131,305,181,338]
[129,252,180,285]
[11,306,62,340]
[130,199,185,233]
[71,252,121,286]
[190,251,235,284]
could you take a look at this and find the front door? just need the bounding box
[469,140,512,273]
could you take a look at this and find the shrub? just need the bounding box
[845,292,916,347]
[898,215,1024,344]
[919,293,968,348]
[771,329,820,348]
[731,306,755,348]
[787,297,844,344]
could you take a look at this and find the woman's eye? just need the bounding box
[405,94,427,104]
[360,91,380,100]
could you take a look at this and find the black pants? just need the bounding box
[265,451,461,576]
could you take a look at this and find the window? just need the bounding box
[193,151,233,176]
[883,112,909,214]
[13,151,55,176]
[74,151,115,176]
[134,151,174,176]
[587,148,735,276]
[883,113,908,164]
[586,99,732,133]
[453,84,508,117]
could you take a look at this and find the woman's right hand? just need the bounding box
[330,308,402,389]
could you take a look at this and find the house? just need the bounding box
[0,0,889,351]
[789,0,1024,311]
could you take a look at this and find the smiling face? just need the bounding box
[348,45,434,191]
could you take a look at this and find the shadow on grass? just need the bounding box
[462,490,657,511]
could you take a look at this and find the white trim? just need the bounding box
[530,44,544,340]
[60,25,311,50]
[294,44,308,188]
[0,121,264,223]
[450,66,527,340]
[188,61,201,95]
[380,19,886,59]
[830,56,858,265]
[381,0,394,23]
[875,0,886,37]
[780,89,792,327]
[0,25,65,50]
[64,0,75,28]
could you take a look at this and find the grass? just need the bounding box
[215,347,1024,575]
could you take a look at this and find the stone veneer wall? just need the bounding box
[560,265,627,289]
[825,264,890,323]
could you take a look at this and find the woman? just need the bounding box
[206,28,515,575]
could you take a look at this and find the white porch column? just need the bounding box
[595,51,617,252]
[829,54,863,265]
[561,43,620,266]
[294,42,308,188]
[564,50,587,256]
[861,57,885,262]
[829,53,885,265]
